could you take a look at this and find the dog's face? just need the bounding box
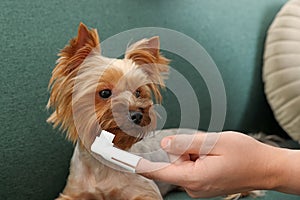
[47,23,169,150]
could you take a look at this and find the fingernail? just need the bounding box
[161,138,171,149]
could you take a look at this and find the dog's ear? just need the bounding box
[47,23,100,143]
[125,37,169,102]
[55,22,100,75]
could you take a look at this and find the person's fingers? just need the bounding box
[161,133,221,156]
[168,153,186,164]
[136,158,195,185]
[136,158,169,174]
[185,189,203,199]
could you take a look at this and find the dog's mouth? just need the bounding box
[105,127,148,150]
[98,108,156,150]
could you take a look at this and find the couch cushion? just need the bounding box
[263,0,300,143]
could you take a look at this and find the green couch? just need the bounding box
[1,0,299,199]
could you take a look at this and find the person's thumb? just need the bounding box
[162,133,222,157]
[160,134,204,155]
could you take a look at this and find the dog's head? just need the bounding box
[47,23,169,150]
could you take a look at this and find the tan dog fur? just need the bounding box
[47,23,169,200]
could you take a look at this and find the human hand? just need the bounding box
[136,131,286,198]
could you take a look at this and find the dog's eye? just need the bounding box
[135,90,141,98]
[99,89,112,99]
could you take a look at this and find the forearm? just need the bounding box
[258,142,300,195]
[273,148,300,195]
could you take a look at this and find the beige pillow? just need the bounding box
[263,0,300,143]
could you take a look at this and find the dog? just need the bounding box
[47,23,275,200]
[47,23,170,200]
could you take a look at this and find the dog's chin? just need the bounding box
[105,126,152,150]
[99,115,156,150]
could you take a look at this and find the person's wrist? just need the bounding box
[271,149,300,194]
[258,144,288,191]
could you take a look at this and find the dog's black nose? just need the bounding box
[129,111,143,125]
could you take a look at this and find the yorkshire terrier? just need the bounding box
[47,23,271,200]
[47,23,170,200]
